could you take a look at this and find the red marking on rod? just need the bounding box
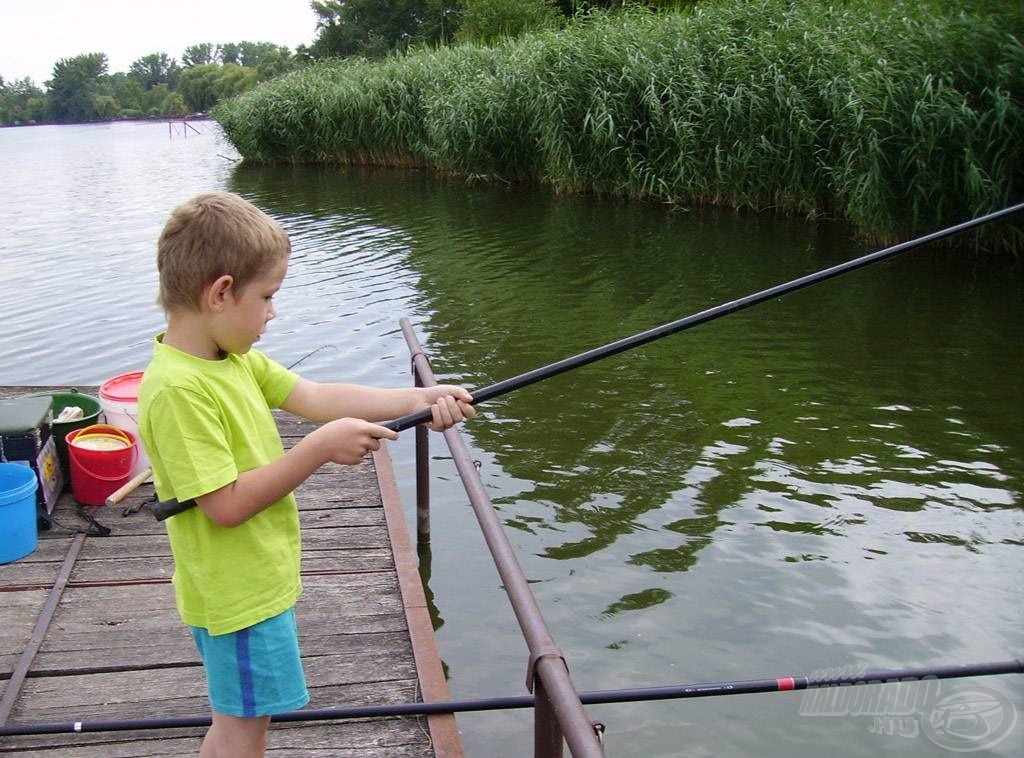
[777,677,796,691]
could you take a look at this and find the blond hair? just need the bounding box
[157,192,291,311]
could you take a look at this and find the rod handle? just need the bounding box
[383,407,434,432]
[152,497,197,521]
[104,468,152,507]
[383,393,486,432]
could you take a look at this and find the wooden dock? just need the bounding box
[0,387,461,756]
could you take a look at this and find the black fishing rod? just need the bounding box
[150,202,1024,520]
[1,659,1019,736]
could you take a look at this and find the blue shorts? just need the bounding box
[190,608,309,718]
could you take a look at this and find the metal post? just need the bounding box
[413,424,430,540]
[414,376,431,545]
[402,324,432,545]
[534,679,563,758]
[399,317,605,757]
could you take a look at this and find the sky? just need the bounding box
[0,0,320,85]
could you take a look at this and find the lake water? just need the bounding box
[1,121,1021,756]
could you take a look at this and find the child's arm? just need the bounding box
[281,377,476,430]
[196,416,398,527]
[195,380,475,527]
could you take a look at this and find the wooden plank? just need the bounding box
[10,649,420,723]
[375,445,464,758]
[1,681,432,756]
[1,719,436,757]
[0,590,48,677]
[0,538,76,589]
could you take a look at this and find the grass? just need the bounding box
[214,0,1024,252]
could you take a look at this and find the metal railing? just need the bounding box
[400,318,605,758]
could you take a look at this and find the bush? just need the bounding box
[216,0,1024,251]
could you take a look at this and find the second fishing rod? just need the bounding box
[151,201,1024,520]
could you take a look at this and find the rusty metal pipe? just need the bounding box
[440,413,604,757]
[402,335,432,544]
[402,320,604,757]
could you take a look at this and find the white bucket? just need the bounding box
[99,371,151,480]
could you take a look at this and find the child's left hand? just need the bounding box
[422,385,476,431]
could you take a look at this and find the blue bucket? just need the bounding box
[0,462,39,564]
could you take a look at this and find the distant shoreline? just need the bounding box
[0,113,208,129]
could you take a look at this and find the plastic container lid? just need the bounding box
[99,371,144,403]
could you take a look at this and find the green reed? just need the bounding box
[215,0,1023,251]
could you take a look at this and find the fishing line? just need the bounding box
[45,506,111,537]
[287,344,336,370]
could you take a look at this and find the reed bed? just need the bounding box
[215,0,1024,251]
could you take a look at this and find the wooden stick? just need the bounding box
[104,468,152,507]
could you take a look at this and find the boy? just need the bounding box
[138,191,475,757]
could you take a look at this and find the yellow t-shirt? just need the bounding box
[138,335,301,635]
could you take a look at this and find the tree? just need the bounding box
[309,0,432,59]
[419,0,460,45]
[212,64,260,101]
[236,41,289,68]
[47,52,108,121]
[183,43,219,67]
[161,91,188,117]
[256,48,298,79]
[220,43,242,66]
[105,72,146,114]
[0,76,45,124]
[4,34,299,124]
[129,53,181,90]
[93,94,120,119]
[143,83,170,116]
[177,64,222,112]
[25,96,46,122]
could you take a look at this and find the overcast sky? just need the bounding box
[0,0,319,85]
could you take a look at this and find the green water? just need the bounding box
[229,165,1023,756]
[2,123,1021,755]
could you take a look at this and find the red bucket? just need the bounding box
[66,424,137,506]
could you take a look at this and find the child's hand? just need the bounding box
[421,385,476,431]
[315,417,399,465]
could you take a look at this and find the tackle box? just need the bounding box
[0,395,63,530]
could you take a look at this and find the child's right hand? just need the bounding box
[313,417,399,465]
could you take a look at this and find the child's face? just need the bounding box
[214,257,288,355]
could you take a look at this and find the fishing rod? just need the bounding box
[150,202,1024,521]
[1,658,1019,736]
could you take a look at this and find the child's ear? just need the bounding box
[205,275,234,312]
